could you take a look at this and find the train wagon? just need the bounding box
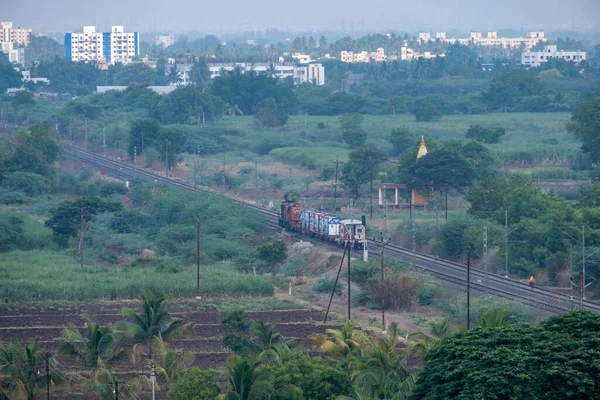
[339,219,365,250]
[280,201,303,231]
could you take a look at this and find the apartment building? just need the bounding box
[0,21,32,46]
[340,48,386,63]
[419,31,546,50]
[207,63,325,85]
[65,26,139,64]
[1,41,24,64]
[521,45,586,67]
[155,32,175,47]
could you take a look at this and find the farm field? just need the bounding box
[0,299,334,399]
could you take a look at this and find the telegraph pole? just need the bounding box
[569,243,574,310]
[504,210,509,277]
[582,226,586,300]
[347,240,351,321]
[375,233,391,333]
[151,362,156,400]
[436,200,440,258]
[332,156,341,211]
[79,207,84,268]
[193,214,205,293]
[45,352,50,400]
[114,380,119,400]
[411,198,416,253]
[165,139,169,178]
[467,248,471,330]
[133,146,137,167]
[102,125,106,156]
[483,226,488,292]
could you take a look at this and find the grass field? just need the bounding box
[0,250,274,301]
[209,112,576,165]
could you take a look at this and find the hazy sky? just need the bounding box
[3,0,599,34]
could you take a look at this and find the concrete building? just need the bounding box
[65,26,139,64]
[22,70,50,85]
[291,53,311,64]
[521,45,587,67]
[155,32,174,47]
[0,22,32,46]
[96,86,177,94]
[1,41,24,64]
[207,63,325,85]
[340,48,386,63]
[419,31,546,50]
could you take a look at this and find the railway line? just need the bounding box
[64,146,600,316]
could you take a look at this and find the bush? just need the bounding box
[317,122,327,129]
[414,102,442,122]
[465,125,506,144]
[0,190,29,204]
[98,181,128,197]
[168,368,221,400]
[2,171,50,197]
[313,277,345,294]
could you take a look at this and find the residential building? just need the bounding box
[207,63,325,85]
[400,43,444,61]
[22,70,50,85]
[1,41,24,64]
[0,22,32,46]
[291,53,311,64]
[419,31,546,50]
[521,45,586,67]
[65,25,139,64]
[340,48,386,63]
[96,86,177,94]
[155,32,174,47]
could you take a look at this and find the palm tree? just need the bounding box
[407,318,451,358]
[225,103,244,117]
[148,337,194,390]
[350,323,416,400]
[224,355,271,400]
[122,293,191,359]
[480,307,510,328]
[0,338,60,400]
[311,320,367,357]
[250,320,296,364]
[58,316,128,369]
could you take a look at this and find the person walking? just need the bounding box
[529,274,535,288]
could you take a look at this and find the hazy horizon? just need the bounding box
[3,0,599,35]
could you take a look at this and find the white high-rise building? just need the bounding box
[206,63,325,85]
[521,45,587,67]
[419,31,546,50]
[0,21,32,46]
[65,26,139,64]
[156,32,174,47]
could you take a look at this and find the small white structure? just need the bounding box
[521,45,586,67]
[207,63,325,85]
[96,86,177,94]
[340,48,386,63]
[1,41,24,64]
[22,70,50,84]
[291,53,311,64]
[0,21,32,46]
[155,32,174,47]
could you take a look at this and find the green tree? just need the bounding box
[0,213,25,252]
[479,307,510,328]
[128,118,161,156]
[408,149,475,220]
[189,59,211,85]
[11,91,35,110]
[340,113,367,148]
[465,124,506,144]
[0,53,23,92]
[341,144,386,207]
[149,337,195,390]
[252,97,288,128]
[567,96,600,163]
[225,355,271,400]
[222,310,254,355]
[58,316,127,369]
[414,102,441,122]
[0,338,61,400]
[168,368,221,400]
[580,184,600,207]
[387,126,413,155]
[254,240,288,274]
[412,311,600,400]
[121,293,191,359]
[482,70,546,111]
[310,320,367,357]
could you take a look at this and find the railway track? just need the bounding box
[64,146,600,316]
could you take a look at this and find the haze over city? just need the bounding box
[3,0,600,33]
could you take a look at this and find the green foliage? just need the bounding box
[2,171,50,197]
[154,85,225,125]
[408,149,475,194]
[465,124,506,143]
[169,368,221,400]
[10,91,35,110]
[284,189,301,203]
[341,144,386,203]
[0,211,52,252]
[483,70,546,111]
[0,53,22,92]
[414,101,441,122]
[580,184,600,207]
[253,97,289,127]
[340,113,367,148]
[568,96,600,163]
[222,309,254,355]
[0,338,53,400]
[413,311,600,399]
[387,126,413,155]
[313,277,345,294]
[254,240,288,274]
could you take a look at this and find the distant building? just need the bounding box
[419,31,546,50]
[1,41,24,64]
[0,21,32,46]
[65,25,139,64]
[22,70,50,84]
[400,43,444,61]
[340,48,386,63]
[291,53,311,64]
[155,32,174,47]
[521,45,586,68]
[207,63,325,85]
[96,86,177,95]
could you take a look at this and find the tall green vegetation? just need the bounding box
[568,96,600,164]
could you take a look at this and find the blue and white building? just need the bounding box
[65,26,138,64]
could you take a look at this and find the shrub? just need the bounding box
[0,190,29,204]
[313,277,345,294]
[2,171,50,197]
[414,102,442,122]
[465,125,506,144]
[317,122,327,129]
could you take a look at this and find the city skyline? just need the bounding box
[3,0,599,34]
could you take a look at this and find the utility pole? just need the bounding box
[193,214,205,293]
[133,146,137,167]
[582,225,586,300]
[151,362,156,400]
[324,242,349,323]
[79,207,84,268]
[102,125,106,156]
[383,185,387,237]
[114,380,119,400]
[483,226,488,292]
[45,352,50,400]
[375,233,391,333]
[569,243,574,310]
[467,248,471,330]
[332,156,341,211]
[580,274,584,310]
[436,200,440,258]
[411,198,416,253]
[504,210,509,277]
[165,139,169,178]
[347,240,351,321]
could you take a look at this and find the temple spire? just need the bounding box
[417,136,428,159]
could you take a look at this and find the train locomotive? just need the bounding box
[279,201,366,250]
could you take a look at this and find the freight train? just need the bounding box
[279,201,366,250]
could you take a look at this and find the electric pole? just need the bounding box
[79,207,85,268]
[102,125,106,156]
[332,156,342,211]
[347,240,351,321]
[151,362,156,400]
[436,199,440,258]
[582,225,586,300]
[134,146,137,167]
[165,139,169,178]
[411,198,416,253]
[114,380,119,400]
[193,214,206,294]
[483,226,488,292]
[504,210,509,277]
[374,233,391,333]
[45,352,50,400]
[467,248,471,330]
